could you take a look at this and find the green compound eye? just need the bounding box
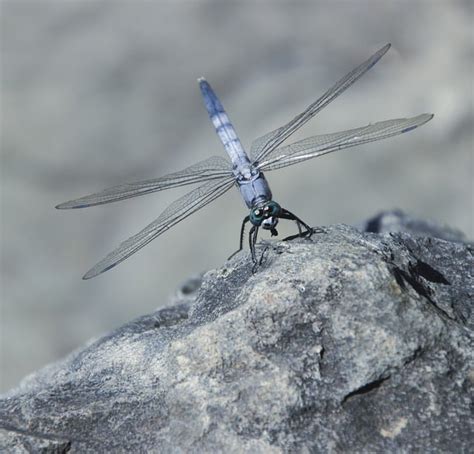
[250,208,264,226]
[250,202,281,226]
[267,201,281,216]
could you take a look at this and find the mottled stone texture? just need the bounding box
[1,212,472,453]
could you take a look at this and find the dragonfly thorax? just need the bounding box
[237,170,273,209]
[232,162,255,181]
[249,201,281,229]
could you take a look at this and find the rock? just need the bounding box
[360,209,467,242]
[1,212,473,453]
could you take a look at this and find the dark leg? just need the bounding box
[228,215,250,260]
[295,220,303,235]
[248,225,259,264]
[280,208,313,238]
[250,225,264,273]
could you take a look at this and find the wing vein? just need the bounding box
[257,114,434,172]
[250,43,391,163]
[56,156,232,209]
[82,177,235,279]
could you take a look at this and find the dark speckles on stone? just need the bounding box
[1,212,472,453]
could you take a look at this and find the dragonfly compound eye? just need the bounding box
[250,208,264,226]
[268,201,281,216]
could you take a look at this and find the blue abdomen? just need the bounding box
[199,78,249,167]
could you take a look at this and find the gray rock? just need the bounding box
[360,209,467,243]
[1,213,473,453]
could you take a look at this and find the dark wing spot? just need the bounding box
[401,125,418,134]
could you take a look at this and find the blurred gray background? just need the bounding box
[1,0,472,392]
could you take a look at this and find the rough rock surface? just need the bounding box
[1,212,473,453]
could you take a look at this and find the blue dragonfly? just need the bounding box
[56,43,433,279]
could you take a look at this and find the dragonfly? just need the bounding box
[56,43,433,279]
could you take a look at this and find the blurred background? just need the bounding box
[1,0,472,392]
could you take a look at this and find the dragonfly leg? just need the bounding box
[249,225,259,266]
[228,216,250,260]
[280,208,313,238]
[295,220,303,235]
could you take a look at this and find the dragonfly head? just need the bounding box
[250,201,281,230]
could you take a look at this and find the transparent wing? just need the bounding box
[83,176,235,279]
[250,43,391,163]
[257,114,434,172]
[56,156,232,209]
